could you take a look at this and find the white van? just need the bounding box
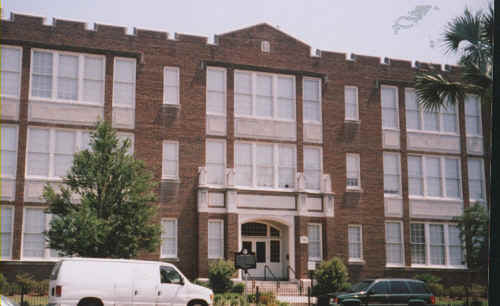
[48,258,213,306]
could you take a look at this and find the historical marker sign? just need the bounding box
[234,249,256,271]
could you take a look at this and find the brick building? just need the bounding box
[0,14,490,284]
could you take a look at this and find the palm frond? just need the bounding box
[481,4,494,47]
[461,63,492,91]
[442,8,482,54]
[415,73,466,112]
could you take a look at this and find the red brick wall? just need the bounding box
[0,15,489,285]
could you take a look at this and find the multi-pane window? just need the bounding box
[1,126,18,178]
[303,78,321,122]
[234,70,295,120]
[31,49,105,104]
[385,222,404,266]
[411,223,464,267]
[208,220,224,259]
[348,225,363,261]
[162,141,179,180]
[304,146,322,190]
[161,218,177,258]
[346,153,360,189]
[206,67,226,115]
[1,206,14,259]
[383,152,401,195]
[22,208,59,259]
[235,142,296,189]
[164,67,180,105]
[26,128,91,179]
[405,89,458,133]
[407,155,461,199]
[1,45,22,97]
[410,223,426,264]
[465,94,482,136]
[345,86,359,121]
[308,223,322,262]
[113,57,136,107]
[468,158,485,201]
[381,86,398,129]
[206,140,226,185]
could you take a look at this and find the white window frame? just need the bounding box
[21,207,60,260]
[308,223,323,262]
[410,222,466,269]
[25,127,93,180]
[29,48,106,105]
[381,85,399,130]
[206,66,227,116]
[160,218,178,259]
[405,88,459,135]
[383,152,402,196]
[348,224,363,262]
[465,94,482,136]
[345,86,359,121]
[1,124,19,179]
[385,221,405,267]
[234,70,296,121]
[208,219,224,259]
[467,158,486,203]
[303,146,323,192]
[303,77,322,124]
[235,141,297,190]
[163,66,180,105]
[346,153,361,190]
[162,141,179,180]
[407,154,462,200]
[0,205,15,260]
[1,45,22,98]
[206,139,226,186]
[112,57,136,108]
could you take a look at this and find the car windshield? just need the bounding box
[350,280,374,292]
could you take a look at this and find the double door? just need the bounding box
[242,238,281,279]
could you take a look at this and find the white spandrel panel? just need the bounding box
[384,197,403,217]
[206,114,226,136]
[235,118,296,141]
[410,199,463,220]
[112,107,135,129]
[0,178,16,201]
[29,100,103,126]
[237,194,295,210]
[303,123,322,143]
[407,132,460,153]
[383,130,400,149]
[1,97,20,120]
[467,136,484,155]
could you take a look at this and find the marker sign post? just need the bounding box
[234,248,256,299]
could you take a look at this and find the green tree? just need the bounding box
[44,120,161,258]
[312,257,350,296]
[415,5,493,111]
[208,259,235,293]
[452,203,489,305]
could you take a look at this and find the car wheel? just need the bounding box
[188,300,207,306]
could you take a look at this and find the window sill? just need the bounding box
[29,97,105,108]
[161,177,180,183]
[384,194,402,199]
[1,94,20,99]
[406,129,459,137]
[385,264,406,268]
[161,103,181,108]
[409,197,462,202]
[161,257,180,262]
[348,259,365,265]
[25,177,63,182]
[346,187,362,192]
[410,264,467,270]
[383,128,400,132]
[344,119,360,124]
[234,115,296,123]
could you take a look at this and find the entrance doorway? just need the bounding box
[241,222,283,279]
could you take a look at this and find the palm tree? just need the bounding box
[415,5,493,111]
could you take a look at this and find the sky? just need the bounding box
[1,0,491,66]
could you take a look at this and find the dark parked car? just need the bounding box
[330,278,435,305]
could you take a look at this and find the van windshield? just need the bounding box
[50,261,63,280]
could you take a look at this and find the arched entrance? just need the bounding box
[241,221,287,279]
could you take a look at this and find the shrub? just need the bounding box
[257,292,276,305]
[0,273,9,295]
[16,273,36,293]
[312,257,349,296]
[208,259,235,294]
[448,285,466,298]
[231,282,245,294]
[427,283,444,297]
[414,273,442,285]
[470,284,487,298]
[33,279,49,296]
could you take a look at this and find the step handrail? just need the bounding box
[263,264,280,289]
[287,264,296,280]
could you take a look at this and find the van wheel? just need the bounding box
[188,300,207,306]
[78,298,103,306]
